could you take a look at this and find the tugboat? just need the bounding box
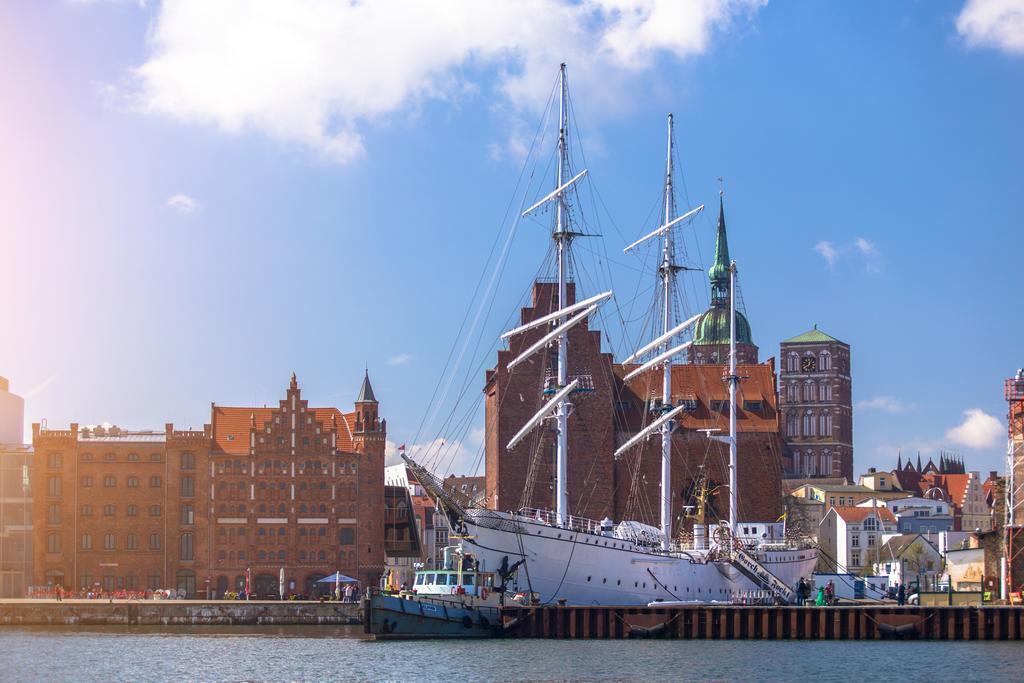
[363,545,524,639]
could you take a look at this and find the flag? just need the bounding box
[399,444,406,452]
[245,567,251,598]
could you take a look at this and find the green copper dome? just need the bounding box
[693,307,753,346]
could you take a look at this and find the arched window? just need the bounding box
[820,382,832,401]
[819,352,831,371]
[180,533,194,561]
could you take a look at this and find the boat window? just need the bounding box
[462,574,475,586]
[425,574,435,584]
[415,575,424,585]
[448,574,458,586]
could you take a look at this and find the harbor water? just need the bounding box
[0,625,1020,682]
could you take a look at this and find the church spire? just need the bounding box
[356,369,377,403]
[708,193,731,305]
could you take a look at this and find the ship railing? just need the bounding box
[514,507,606,536]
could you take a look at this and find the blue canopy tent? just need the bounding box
[317,572,358,584]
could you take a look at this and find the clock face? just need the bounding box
[801,356,817,372]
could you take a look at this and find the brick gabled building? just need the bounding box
[208,373,385,597]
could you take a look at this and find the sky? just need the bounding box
[1,0,1022,478]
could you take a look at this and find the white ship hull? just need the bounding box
[461,508,817,606]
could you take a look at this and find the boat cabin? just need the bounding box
[412,570,495,597]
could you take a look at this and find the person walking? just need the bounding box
[897,582,906,606]
[825,580,835,606]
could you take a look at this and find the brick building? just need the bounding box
[31,423,210,596]
[0,443,32,597]
[485,194,784,534]
[207,373,385,597]
[486,272,785,531]
[778,327,853,480]
[31,373,385,598]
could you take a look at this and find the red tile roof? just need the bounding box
[833,506,896,524]
[615,363,779,433]
[212,406,356,454]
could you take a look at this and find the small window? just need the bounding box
[181,476,195,498]
[103,475,116,488]
[127,476,139,488]
[81,504,92,517]
[150,475,162,488]
[181,533,194,561]
[150,453,163,462]
[81,534,92,550]
[742,400,763,412]
[126,533,138,550]
[180,452,195,471]
[47,453,62,469]
[47,533,61,554]
[149,504,162,517]
[710,400,729,412]
[127,504,138,517]
[127,453,140,462]
[103,452,116,462]
[181,504,194,525]
[103,504,115,517]
[47,504,61,525]
[104,533,116,550]
[149,533,161,550]
[48,476,63,496]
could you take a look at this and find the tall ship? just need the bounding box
[404,64,816,606]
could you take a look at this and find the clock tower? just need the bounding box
[779,326,853,480]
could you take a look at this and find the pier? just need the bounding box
[0,600,361,627]
[499,605,1024,641]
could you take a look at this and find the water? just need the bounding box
[0,626,1019,682]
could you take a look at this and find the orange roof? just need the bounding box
[939,474,971,506]
[212,406,356,454]
[615,363,779,433]
[833,506,896,524]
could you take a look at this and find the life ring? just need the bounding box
[480,587,489,600]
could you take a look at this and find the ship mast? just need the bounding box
[554,63,571,526]
[658,114,677,551]
[727,258,739,533]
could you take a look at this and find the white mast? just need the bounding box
[727,259,739,533]
[554,63,571,527]
[658,114,676,551]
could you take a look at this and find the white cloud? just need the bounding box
[116,0,766,163]
[856,396,915,413]
[854,237,877,257]
[814,241,838,268]
[166,192,198,214]
[956,0,1024,55]
[946,408,1004,449]
[387,354,412,366]
[385,428,485,475]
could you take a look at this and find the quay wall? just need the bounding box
[0,600,361,626]
[501,605,1024,641]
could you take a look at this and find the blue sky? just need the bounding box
[1,0,1021,477]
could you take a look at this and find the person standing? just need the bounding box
[56,584,63,602]
[897,582,906,606]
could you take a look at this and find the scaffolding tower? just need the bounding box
[1004,370,1024,599]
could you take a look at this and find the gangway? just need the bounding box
[714,521,797,604]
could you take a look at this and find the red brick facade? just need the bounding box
[778,330,853,480]
[31,374,385,598]
[31,423,210,596]
[485,281,784,534]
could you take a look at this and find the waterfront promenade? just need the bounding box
[0,599,361,626]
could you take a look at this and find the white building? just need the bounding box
[819,506,897,574]
[873,533,943,590]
